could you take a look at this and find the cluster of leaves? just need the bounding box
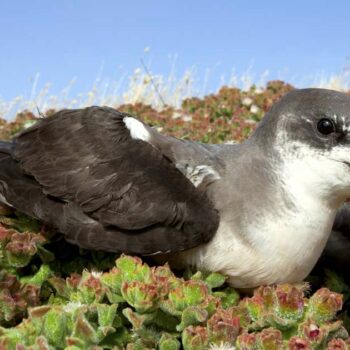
[0,210,348,349]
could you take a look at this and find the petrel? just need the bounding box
[0,88,350,288]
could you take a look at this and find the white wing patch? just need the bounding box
[180,164,221,187]
[123,117,150,142]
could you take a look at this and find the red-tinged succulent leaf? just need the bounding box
[307,288,343,322]
[203,294,221,317]
[0,272,40,324]
[241,294,265,322]
[236,332,257,349]
[300,320,323,344]
[21,284,41,306]
[100,267,123,292]
[121,281,160,313]
[32,336,51,350]
[158,333,181,350]
[28,305,52,318]
[62,336,85,347]
[95,303,118,329]
[241,284,306,330]
[122,307,155,329]
[182,325,209,350]
[0,224,12,242]
[161,280,215,318]
[177,306,208,331]
[327,338,350,350]
[0,289,16,322]
[152,263,181,293]
[116,254,152,283]
[257,328,284,349]
[71,312,99,344]
[297,318,348,347]
[79,271,106,303]
[152,263,174,279]
[213,287,240,309]
[66,273,82,290]
[288,336,313,350]
[3,231,46,268]
[0,272,18,292]
[48,277,70,299]
[230,305,251,328]
[274,284,305,319]
[182,281,209,307]
[207,307,240,344]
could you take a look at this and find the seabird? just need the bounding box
[0,88,350,288]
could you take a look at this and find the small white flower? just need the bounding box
[23,120,37,129]
[144,46,151,53]
[182,115,192,122]
[250,105,260,114]
[310,323,319,331]
[91,270,103,278]
[245,119,257,124]
[172,111,182,119]
[63,301,83,313]
[242,97,253,106]
[209,342,236,350]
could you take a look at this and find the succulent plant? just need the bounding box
[0,250,347,349]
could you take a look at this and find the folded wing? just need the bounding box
[10,107,219,253]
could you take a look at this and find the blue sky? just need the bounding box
[0,0,350,100]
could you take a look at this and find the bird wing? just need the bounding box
[12,107,220,253]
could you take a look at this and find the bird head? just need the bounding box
[252,88,350,206]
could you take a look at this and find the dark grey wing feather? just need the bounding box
[0,149,209,254]
[6,107,219,253]
[332,203,350,234]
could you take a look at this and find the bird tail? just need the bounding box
[0,141,13,155]
[332,203,350,233]
[320,203,350,272]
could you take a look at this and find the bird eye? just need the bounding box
[317,118,335,135]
